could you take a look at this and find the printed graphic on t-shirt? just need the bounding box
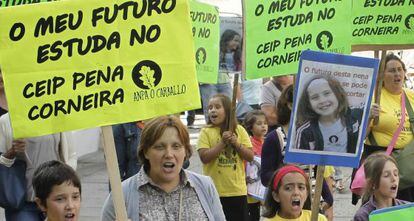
[217,150,238,171]
[320,119,347,153]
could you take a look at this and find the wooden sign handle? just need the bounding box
[228,73,239,133]
[311,166,325,221]
[101,126,128,221]
[373,50,387,125]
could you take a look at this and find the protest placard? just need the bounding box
[0,0,55,7]
[0,0,199,138]
[219,16,242,74]
[189,0,219,84]
[246,156,267,201]
[352,0,414,51]
[244,0,351,79]
[285,50,378,167]
[370,203,414,221]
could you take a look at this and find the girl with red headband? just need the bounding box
[262,165,327,221]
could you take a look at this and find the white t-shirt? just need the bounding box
[241,79,262,105]
[319,119,347,153]
[260,80,281,106]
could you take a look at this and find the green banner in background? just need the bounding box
[0,0,55,7]
[244,0,351,79]
[352,0,414,47]
[189,0,220,84]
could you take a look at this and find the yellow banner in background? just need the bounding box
[0,0,200,138]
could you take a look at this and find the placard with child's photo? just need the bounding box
[219,16,242,73]
[285,50,379,167]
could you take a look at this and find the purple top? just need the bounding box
[353,196,409,221]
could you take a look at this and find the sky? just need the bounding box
[199,0,242,15]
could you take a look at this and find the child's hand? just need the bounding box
[222,131,232,145]
[222,131,238,146]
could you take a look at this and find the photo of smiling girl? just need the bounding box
[219,29,242,72]
[295,75,363,154]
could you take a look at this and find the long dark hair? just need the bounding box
[277,85,294,126]
[296,75,348,127]
[207,94,238,136]
[219,29,242,71]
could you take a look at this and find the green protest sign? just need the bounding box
[244,0,351,79]
[351,0,414,51]
[369,203,414,221]
[0,0,55,7]
[189,0,219,83]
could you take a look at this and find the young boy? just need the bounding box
[32,160,81,221]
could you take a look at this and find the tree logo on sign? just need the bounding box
[316,31,333,50]
[132,60,162,89]
[405,14,414,30]
[196,47,207,64]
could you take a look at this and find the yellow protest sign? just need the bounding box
[0,0,200,138]
[0,0,56,7]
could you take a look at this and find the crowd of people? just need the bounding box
[1,52,414,221]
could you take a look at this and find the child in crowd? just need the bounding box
[354,152,409,221]
[244,110,268,221]
[262,165,327,221]
[296,75,363,154]
[260,85,333,220]
[32,160,81,221]
[197,94,254,221]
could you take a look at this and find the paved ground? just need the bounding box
[0,115,359,220]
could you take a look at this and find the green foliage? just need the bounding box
[320,34,329,49]
[139,66,156,88]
